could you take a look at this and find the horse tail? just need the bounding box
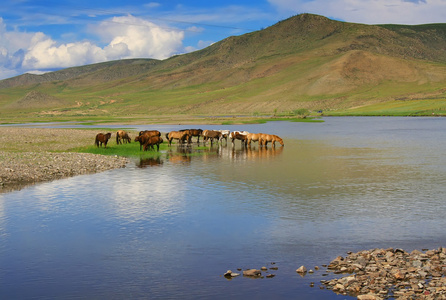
[116,132,119,144]
[165,133,169,140]
[95,137,98,147]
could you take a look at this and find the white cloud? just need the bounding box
[95,15,185,59]
[0,15,185,80]
[268,0,446,25]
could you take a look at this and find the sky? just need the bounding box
[0,0,445,80]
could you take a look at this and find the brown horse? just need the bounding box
[246,133,262,146]
[260,134,284,147]
[116,130,131,144]
[95,132,112,148]
[230,131,249,146]
[180,129,203,143]
[165,131,189,146]
[139,130,161,137]
[143,136,163,151]
[202,130,222,146]
[135,131,161,150]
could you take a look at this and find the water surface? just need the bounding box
[1,117,446,299]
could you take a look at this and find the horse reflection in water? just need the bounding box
[137,157,163,168]
[226,144,284,161]
[166,147,192,164]
[198,142,283,162]
[246,145,283,159]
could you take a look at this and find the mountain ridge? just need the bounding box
[0,13,445,119]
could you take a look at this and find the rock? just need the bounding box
[392,269,405,280]
[243,269,261,277]
[224,270,240,278]
[296,266,307,274]
[357,295,383,300]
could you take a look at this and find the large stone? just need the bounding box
[357,294,383,300]
[243,269,261,277]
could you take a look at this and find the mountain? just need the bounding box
[0,13,445,120]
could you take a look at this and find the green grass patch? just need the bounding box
[329,99,446,116]
[242,117,324,124]
[74,142,167,158]
[73,141,218,160]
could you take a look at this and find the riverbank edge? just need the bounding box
[0,127,129,193]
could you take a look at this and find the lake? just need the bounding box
[1,117,446,299]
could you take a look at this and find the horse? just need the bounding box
[95,132,112,148]
[230,131,249,146]
[202,130,222,146]
[139,130,161,137]
[116,130,131,144]
[246,133,262,146]
[143,136,163,151]
[180,129,203,143]
[135,130,161,150]
[260,134,284,147]
[165,131,189,146]
[216,130,230,144]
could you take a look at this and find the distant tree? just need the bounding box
[293,108,310,118]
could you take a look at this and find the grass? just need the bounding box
[73,140,218,160]
[329,99,446,116]
[239,117,324,124]
[74,141,167,158]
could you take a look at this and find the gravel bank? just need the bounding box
[0,127,129,192]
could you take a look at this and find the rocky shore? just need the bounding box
[224,248,446,299]
[0,127,129,192]
[322,247,446,299]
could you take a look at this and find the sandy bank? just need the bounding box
[0,127,128,192]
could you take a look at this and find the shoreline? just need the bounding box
[0,127,129,193]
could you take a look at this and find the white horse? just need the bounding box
[216,130,231,143]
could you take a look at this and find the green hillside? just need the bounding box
[0,13,445,123]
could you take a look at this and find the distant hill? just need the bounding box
[0,13,445,120]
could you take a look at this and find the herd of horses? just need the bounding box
[94,128,284,151]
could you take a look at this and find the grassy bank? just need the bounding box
[74,142,167,159]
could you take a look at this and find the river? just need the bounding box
[1,117,446,299]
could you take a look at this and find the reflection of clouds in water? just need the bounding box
[110,166,186,222]
[2,167,188,225]
[0,197,6,237]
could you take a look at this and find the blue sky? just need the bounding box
[0,0,445,80]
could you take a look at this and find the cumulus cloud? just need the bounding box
[94,15,185,59]
[268,0,446,25]
[0,15,185,80]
